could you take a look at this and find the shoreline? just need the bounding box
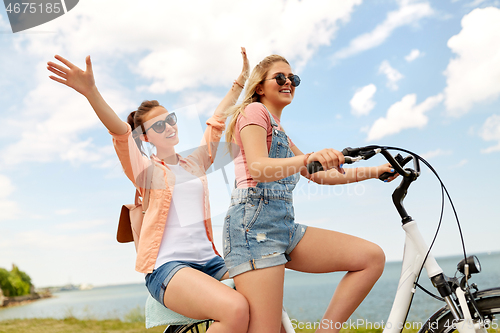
[0,292,52,309]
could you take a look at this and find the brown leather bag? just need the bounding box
[117,165,154,251]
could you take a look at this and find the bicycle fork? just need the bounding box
[282,306,295,333]
[383,220,486,333]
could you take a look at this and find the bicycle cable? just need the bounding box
[368,146,468,300]
[415,282,445,302]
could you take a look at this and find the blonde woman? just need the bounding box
[47,48,250,333]
[223,55,398,333]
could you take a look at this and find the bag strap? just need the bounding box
[134,189,142,206]
[140,163,155,213]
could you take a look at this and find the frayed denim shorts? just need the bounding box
[223,187,307,278]
[145,255,227,306]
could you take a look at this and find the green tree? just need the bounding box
[0,268,16,297]
[0,265,33,297]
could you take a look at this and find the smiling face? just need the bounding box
[256,61,296,113]
[140,106,179,150]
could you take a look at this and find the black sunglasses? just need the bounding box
[265,73,301,87]
[144,113,177,134]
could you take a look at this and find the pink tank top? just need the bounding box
[233,103,294,188]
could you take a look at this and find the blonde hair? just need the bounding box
[224,55,290,145]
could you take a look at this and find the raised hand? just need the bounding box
[47,55,96,97]
[47,55,127,135]
[240,47,250,81]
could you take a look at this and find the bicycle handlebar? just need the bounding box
[305,146,421,180]
[305,146,422,222]
[306,156,360,174]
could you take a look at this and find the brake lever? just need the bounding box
[306,155,364,174]
[307,146,382,175]
[342,147,379,161]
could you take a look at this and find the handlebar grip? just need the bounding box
[307,161,323,174]
[379,153,408,181]
[342,147,360,157]
[379,171,397,182]
[307,156,354,174]
[307,155,355,174]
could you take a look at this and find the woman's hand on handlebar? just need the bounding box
[306,148,345,174]
[375,163,399,182]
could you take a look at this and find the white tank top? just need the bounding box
[154,162,216,269]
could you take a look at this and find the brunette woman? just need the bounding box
[48,48,250,333]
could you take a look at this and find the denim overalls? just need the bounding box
[223,107,308,278]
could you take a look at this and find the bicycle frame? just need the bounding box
[385,219,489,333]
[277,219,447,333]
[282,306,296,332]
[158,147,494,333]
[275,221,485,333]
[376,148,485,333]
[293,147,489,333]
[384,220,443,333]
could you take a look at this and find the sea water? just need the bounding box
[0,252,499,323]
[283,251,500,324]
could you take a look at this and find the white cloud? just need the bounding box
[405,49,423,62]
[0,227,140,286]
[0,174,20,221]
[17,0,362,92]
[332,0,434,62]
[480,114,500,153]
[0,174,15,198]
[466,0,487,6]
[378,60,404,90]
[3,0,363,165]
[134,0,362,91]
[421,149,453,159]
[0,230,112,253]
[350,84,377,116]
[1,61,135,166]
[56,219,107,230]
[444,7,500,116]
[175,91,224,118]
[55,209,76,216]
[0,14,9,31]
[367,93,443,141]
[451,159,468,168]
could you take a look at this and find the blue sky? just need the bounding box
[1,0,499,288]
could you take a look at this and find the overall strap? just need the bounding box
[262,104,279,129]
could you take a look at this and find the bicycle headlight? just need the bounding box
[457,255,481,276]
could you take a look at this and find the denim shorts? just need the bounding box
[145,255,228,306]
[223,187,307,277]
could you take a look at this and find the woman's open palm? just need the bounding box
[47,55,95,97]
[240,47,250,80]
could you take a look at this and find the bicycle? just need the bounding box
[145,145,500,333]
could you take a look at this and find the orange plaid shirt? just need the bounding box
[110,116,225,273]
